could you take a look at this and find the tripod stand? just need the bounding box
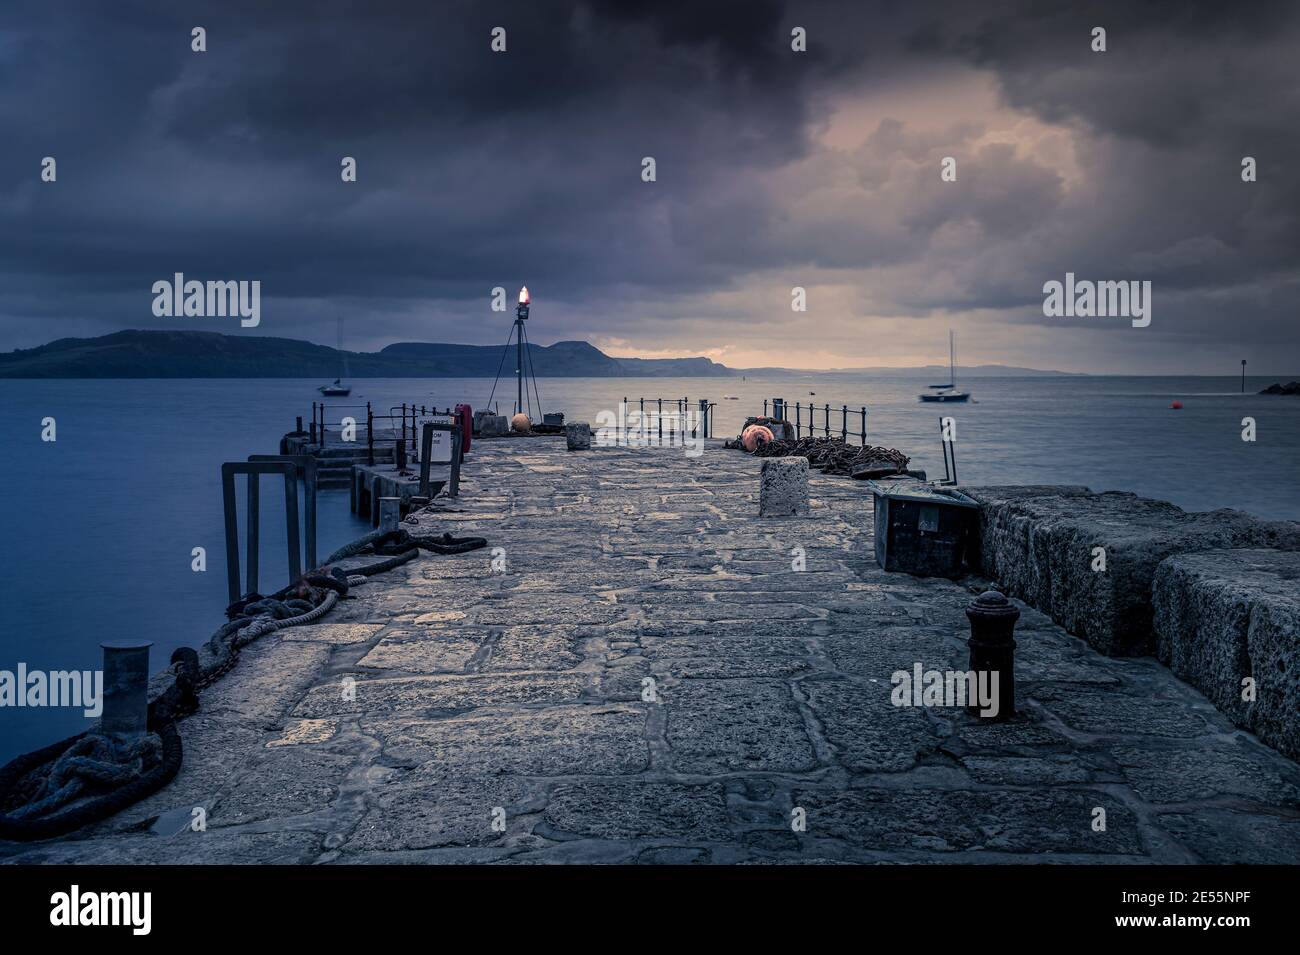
[486,289,544,420]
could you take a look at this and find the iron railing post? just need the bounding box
[246,472,259,596]
[448,426,462,497]
[419,422,434,498]
[283,468,301,582]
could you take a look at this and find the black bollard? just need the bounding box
[100,641,153,738]
[966,591,1019,720]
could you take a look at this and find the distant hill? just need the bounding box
[0,329,1087,379]
[0,330,734,378]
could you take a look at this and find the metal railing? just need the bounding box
[763,399,870,445]
[220,456,319,604]
[309,401,457,466]
[623,396,716,440]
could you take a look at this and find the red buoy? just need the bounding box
[1171,400,1183,409]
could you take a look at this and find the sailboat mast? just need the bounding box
[337,316,349,381]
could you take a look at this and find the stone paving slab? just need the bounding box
[4,439,1299,865]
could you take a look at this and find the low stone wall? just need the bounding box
[1153,549,1300,761]
[965,486,1300,657]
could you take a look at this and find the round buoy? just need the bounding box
[511,412,532,432]
[1170,400,1183,410]
[741,424,774,452]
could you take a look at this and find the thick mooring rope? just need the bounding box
[0,524,485,843]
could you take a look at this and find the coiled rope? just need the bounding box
[0,522,483,843]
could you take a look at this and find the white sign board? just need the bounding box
[419,416,456,464]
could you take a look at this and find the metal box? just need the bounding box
[868,481,978,578]
[543,412,565,427]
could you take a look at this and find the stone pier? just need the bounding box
[4,440,1298,864]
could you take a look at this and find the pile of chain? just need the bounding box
[750,436,911,478]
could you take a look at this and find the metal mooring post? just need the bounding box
[419,422,435,498]
[448,427,462,497]
[367,402,374,466]
[99,641,152,738]
[379,497,401,532]
[966,591,1019,720]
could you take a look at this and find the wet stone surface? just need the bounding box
[5,439,1299,864]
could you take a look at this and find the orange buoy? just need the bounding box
[1170,400,1183,409]
[511,412,532,432]
[741,424,774,451]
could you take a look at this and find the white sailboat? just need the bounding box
[918,330,970,403]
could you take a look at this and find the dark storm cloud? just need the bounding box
[0,0,1296,369]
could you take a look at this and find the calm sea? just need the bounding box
[1,374,1297,760]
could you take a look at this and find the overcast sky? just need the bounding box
[1,0,1296,373]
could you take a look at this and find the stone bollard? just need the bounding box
[99,641,152,738]
[566,421,591,451]
[966,591,1019,721]
[379,497,401,532]
[759,457,810,517]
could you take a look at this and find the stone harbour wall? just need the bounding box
[966,486,1300,763]
[965,486,1300,657]
[1153,549,1300,762]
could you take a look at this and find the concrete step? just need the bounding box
[313,447,397,460]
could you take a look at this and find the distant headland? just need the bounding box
[0,330,1084,379]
